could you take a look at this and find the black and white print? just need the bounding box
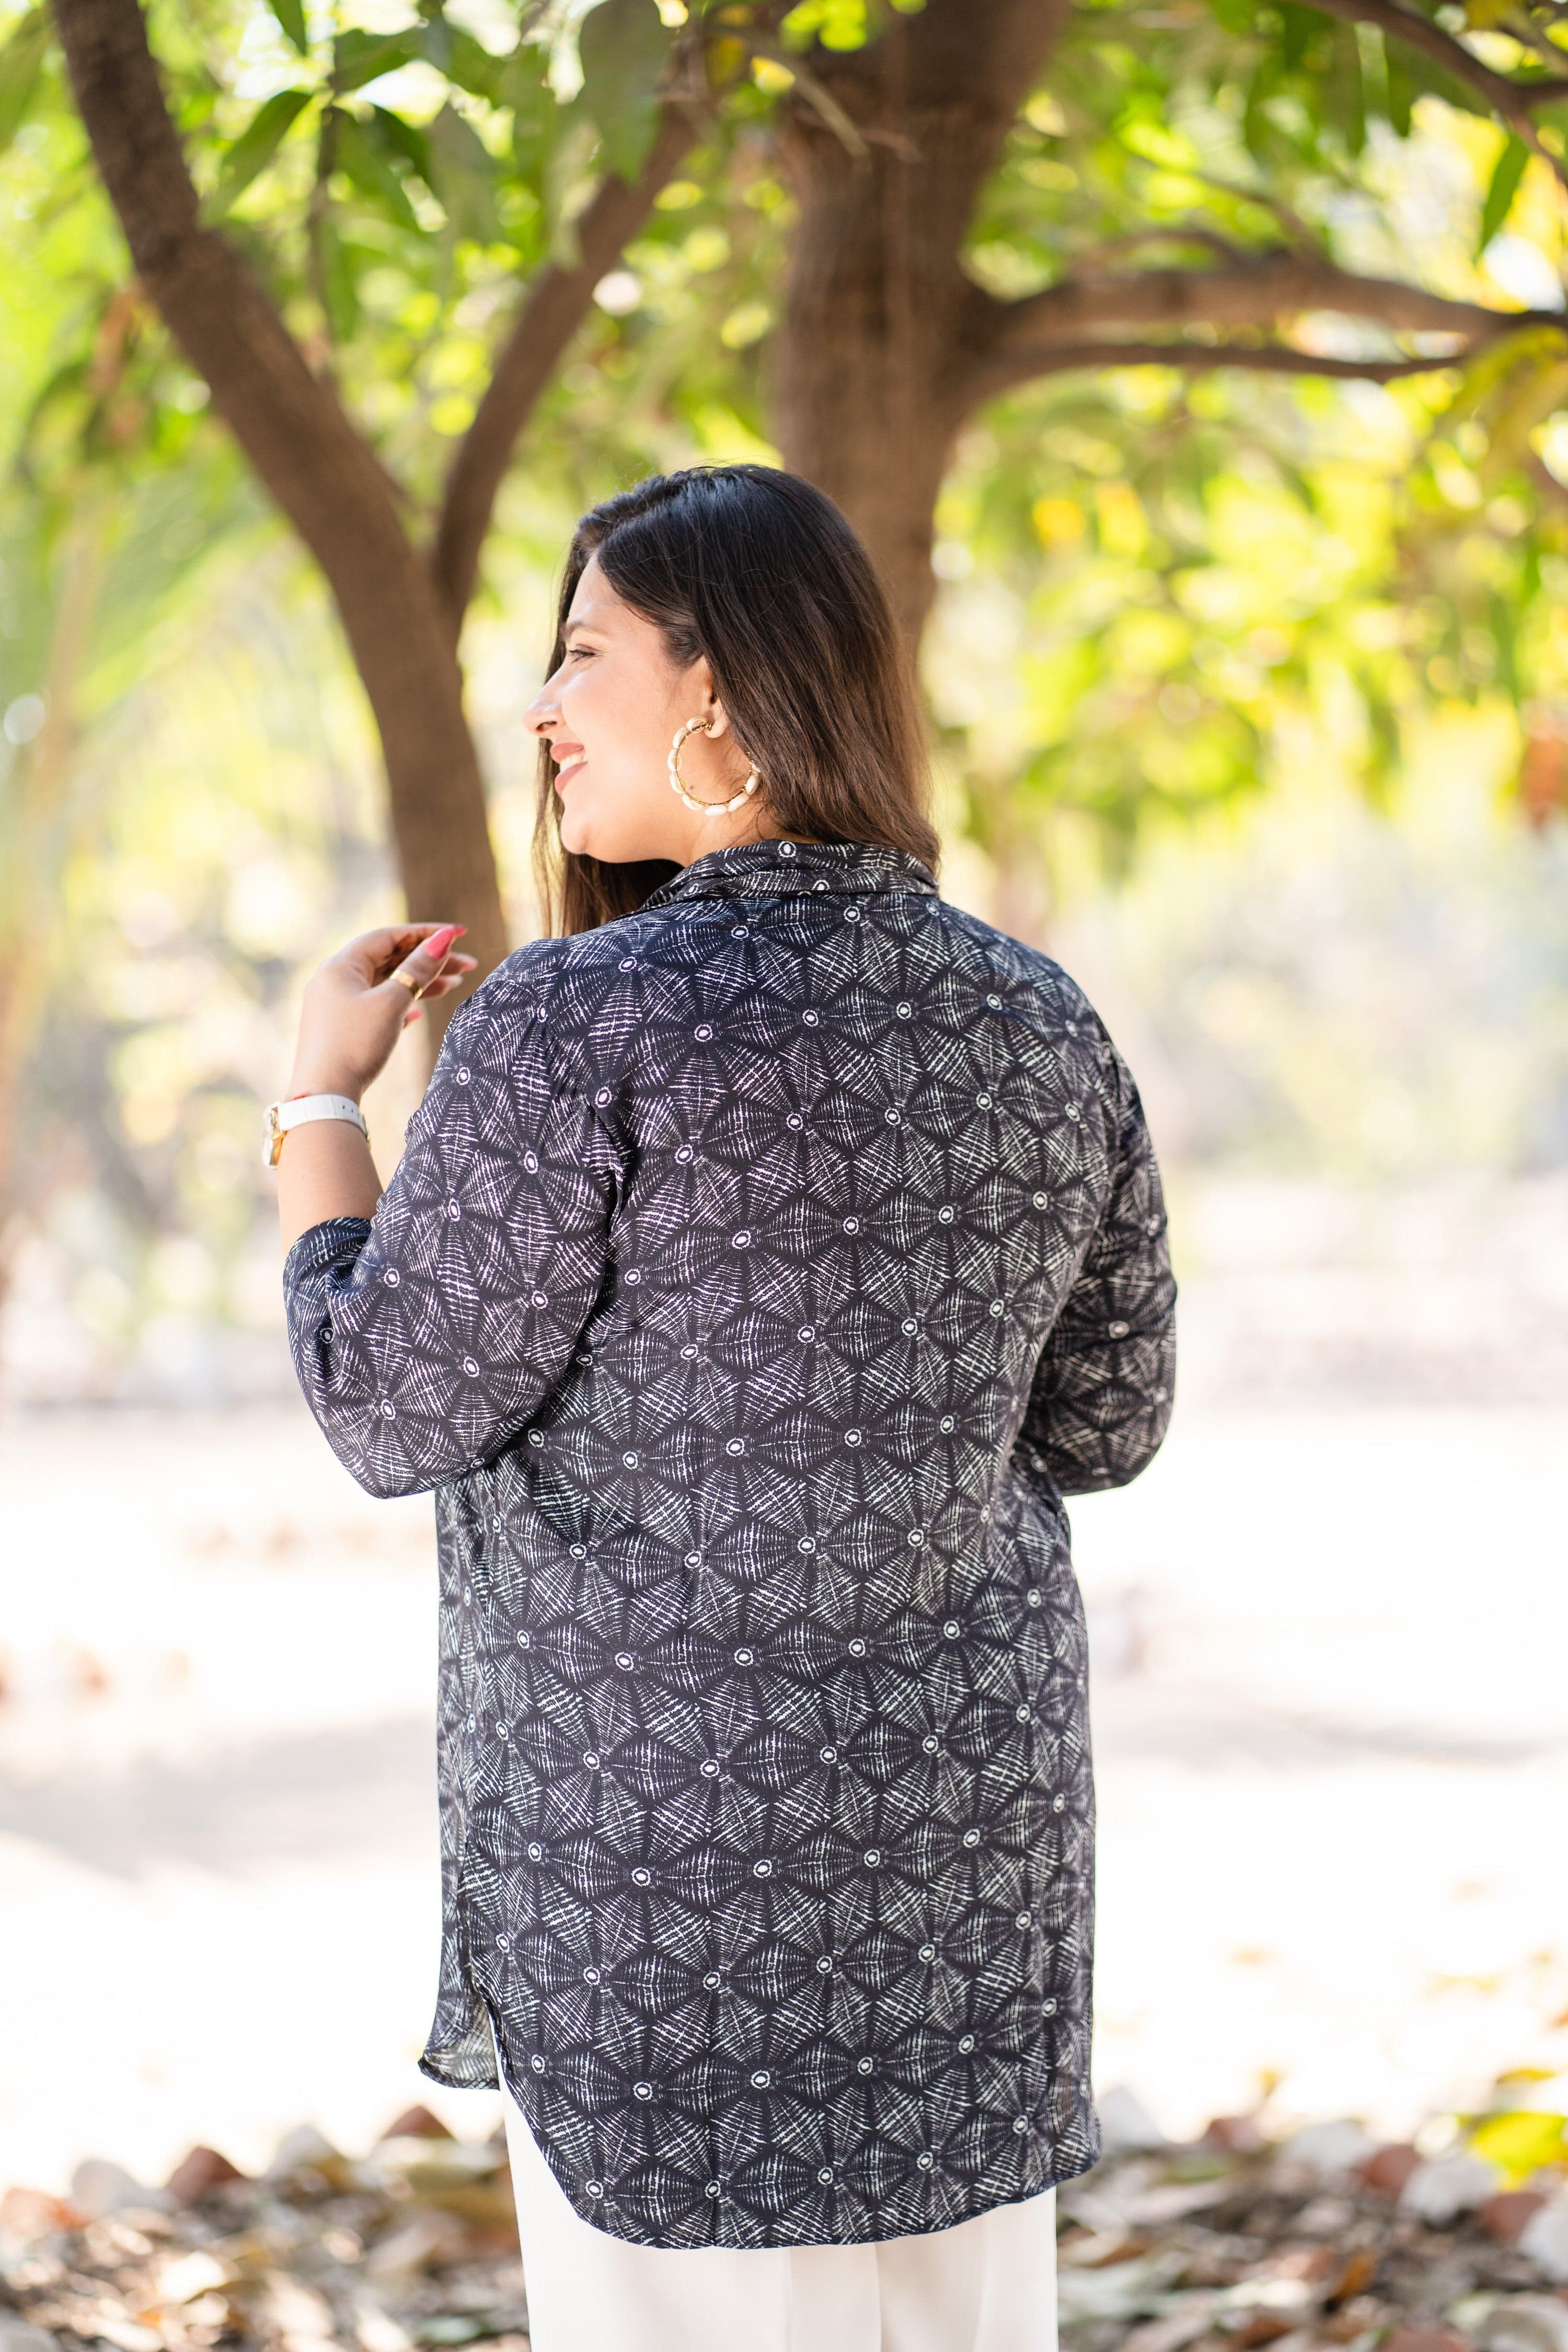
[284,837,1176,2252]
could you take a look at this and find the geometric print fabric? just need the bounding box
[284,836,1176,2251]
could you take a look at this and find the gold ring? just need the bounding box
[391,964,424,998]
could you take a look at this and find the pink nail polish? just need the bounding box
[423,924,458,960]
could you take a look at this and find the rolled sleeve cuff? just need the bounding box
[283,1215,375,1294]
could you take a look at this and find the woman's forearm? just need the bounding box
[277,1115,383,1252]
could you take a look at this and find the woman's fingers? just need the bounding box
[410,953,476,999]
[339,926,430,984]
[385,924,469,1001]
[322,925,475,994]
[416,963,475,997]
[400,967,471,1021]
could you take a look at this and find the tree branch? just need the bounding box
[991,340,1490,382]
[994,250,1530,346]
[967,249,1565,400]
[748,35,874,161]
[429,101,698,634]
[1293,0,1568,189]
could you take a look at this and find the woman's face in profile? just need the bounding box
[526,556,753,864]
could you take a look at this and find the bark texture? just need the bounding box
[774,0,1073,644]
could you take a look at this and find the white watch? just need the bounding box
[263,1092,369,1169]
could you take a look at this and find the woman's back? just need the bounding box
[285,834,1174,2251]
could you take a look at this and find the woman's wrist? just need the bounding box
[285,1065,364,1104]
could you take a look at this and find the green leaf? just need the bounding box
[1390,44,1489,118]
[372,103,434,192]
[578,0,673,184]
[332,29,416,93]
[414,14,503,103]
[502,51,560,190]
[427,102,501,245]
[0,8,50,160]
[1327,22,1365,155]
[1385,43,1412,135]
[1478,132,1529,255]
[268,0,310,60]
[1241,52,1278,163]
[206,87,313,218]
[1278,3,1315,75]
[316,211,361,341]
[333,106,420,226]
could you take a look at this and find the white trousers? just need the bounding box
[498,2079,1058,2352]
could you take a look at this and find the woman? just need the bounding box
[273,466,1175,2352]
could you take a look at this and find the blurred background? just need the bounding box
[1,0,1566,2253]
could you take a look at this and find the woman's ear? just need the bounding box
[685,657,731,738]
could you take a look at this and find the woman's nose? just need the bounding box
[524,685,559,737]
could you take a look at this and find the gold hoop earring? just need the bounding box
[668,718,760,817]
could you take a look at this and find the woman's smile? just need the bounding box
[524,557,775,868]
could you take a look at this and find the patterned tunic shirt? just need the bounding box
[283,837,1175,2252]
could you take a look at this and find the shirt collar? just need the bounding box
[640,838,939,912]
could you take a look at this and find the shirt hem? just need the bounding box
[454,2021,1097,2251]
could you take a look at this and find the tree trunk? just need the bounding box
[771,0,1070,644]
[333,561,509,987]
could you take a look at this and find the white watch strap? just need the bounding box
[264,1092,369,1167]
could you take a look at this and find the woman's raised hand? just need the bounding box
[287,923,479,1102]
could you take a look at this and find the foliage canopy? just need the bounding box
[6,0,1568,869]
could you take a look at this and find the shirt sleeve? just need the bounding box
[1012,1041,1177,1500]
[281,972,621,1499]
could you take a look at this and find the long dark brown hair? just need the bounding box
[533,465,939,935]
